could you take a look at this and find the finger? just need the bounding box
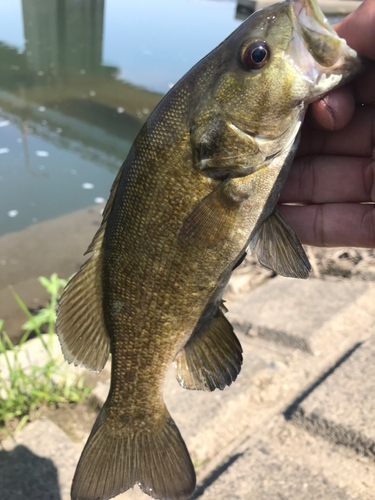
[334,0,375,105]
[312,0,375,128]
[297,106,375,157]
[354,65,375,105]
[309,86,355,131]
[307,66,375,133]
[280,156,374,204]
[335,0,375,61]
[279,203,375,248]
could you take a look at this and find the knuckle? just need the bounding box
[361,206,375,247]
[313,204,326,247]
[296,156,316,202]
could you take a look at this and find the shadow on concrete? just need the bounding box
[192,453,243,499]
[284,342,362,421]
[0,445,61,500]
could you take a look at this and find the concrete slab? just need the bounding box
[0,417,80,500]
[196,418,375,500]
[227,277,373,354]
[289,334,375,458]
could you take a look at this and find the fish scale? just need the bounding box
[56,1,364,499]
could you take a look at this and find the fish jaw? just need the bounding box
[286,0,363,102]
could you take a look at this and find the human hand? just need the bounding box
[279,0,375,248]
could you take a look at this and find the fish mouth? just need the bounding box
[286,0,362,100]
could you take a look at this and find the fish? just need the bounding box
[56,1,363,499]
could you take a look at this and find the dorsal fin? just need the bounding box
[56,251,110,371]
[56,164,124,371]
[85,164,123,254]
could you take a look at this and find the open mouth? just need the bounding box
[286,0,360,96]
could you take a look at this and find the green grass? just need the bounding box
[0,274,91,436]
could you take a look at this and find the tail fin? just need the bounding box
[71,406,196,500]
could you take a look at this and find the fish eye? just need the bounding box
[240,41,270,70]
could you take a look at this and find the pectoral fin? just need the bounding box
[178,179,246,248]
[174,308,243,392]
[251,209,311,279]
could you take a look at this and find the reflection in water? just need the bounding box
[2,0,161,148]
[0,0,164,236]
[22,0,105,76]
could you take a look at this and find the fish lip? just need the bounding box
[286,0,362,97]
[291,0,337,38]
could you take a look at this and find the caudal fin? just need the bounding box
[71,406,196,500]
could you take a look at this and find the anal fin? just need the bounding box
[174,308,243,392]
[251,209,311,279]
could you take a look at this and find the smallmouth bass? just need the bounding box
[56,1,363,499]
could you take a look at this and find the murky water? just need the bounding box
[0,0,243,236]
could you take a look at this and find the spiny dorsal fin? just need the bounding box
[71,404,196,500]
[85,164,123,254]
[251,209,311,279]
[174,308,243,391]
[56,164,124,371]
[178,179,242,248]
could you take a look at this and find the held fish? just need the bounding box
[56,1,363,499]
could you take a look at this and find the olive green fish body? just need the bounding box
[56,1,363,499]
[102,91,293,413]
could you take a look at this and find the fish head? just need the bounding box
[205,0,363,146]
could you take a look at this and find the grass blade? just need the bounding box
[0,275,90,435]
